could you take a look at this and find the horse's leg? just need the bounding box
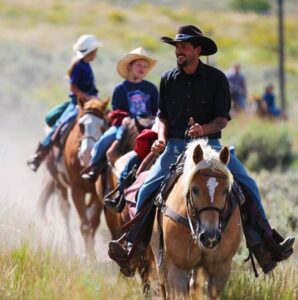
[71,187,96,259]
[189,267,206,300]
[56,183,74,253]
[86,192,103,239]
[96,176,123,240]
[137,247,159,296]
[37,175,55,221]
[166,258,190,299]
[206,259,232,300]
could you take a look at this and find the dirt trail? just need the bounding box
[0,101,111,262]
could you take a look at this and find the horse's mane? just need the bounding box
[183,139,233,196]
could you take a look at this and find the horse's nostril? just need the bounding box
[199,232,207,244]
[199,229,221,249]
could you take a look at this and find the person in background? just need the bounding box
[27,34,101,171]
[262,83,283,118]
[81,47,159,183]
[226,63,247,111]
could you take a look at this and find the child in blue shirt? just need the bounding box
[81,47,159,182]
[27,34,101,171]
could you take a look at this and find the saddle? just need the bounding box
[52,117,77,149]
[104,152,157,214]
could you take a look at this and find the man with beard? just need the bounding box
[108,25,294,274]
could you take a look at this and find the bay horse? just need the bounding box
[38,98,111,258]
[151,140,242,299]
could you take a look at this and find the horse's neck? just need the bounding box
[166,178,187,215]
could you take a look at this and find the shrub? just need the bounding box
[230,0,271,13]
[236,122,294,172]
[108,10,127,24]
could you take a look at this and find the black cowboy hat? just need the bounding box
[161,25,217,56]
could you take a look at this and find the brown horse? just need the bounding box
[98,120,158,293]
[38,98,110,258]
[151,140,242,299]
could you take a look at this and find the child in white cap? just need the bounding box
[27,34,101,171]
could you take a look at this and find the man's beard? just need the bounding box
[177,60,187,68]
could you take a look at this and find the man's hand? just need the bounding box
[187,117,204,138]
[151,140,166,154]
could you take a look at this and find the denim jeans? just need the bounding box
[41,102,78,148]
[90,125,123,165]
[119,152,142,184]
[136,138,266,220]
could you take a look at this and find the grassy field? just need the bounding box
[1,0,298,299]
[0,242,297,300]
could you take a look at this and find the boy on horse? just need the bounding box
[27,34,101,171]
[108,25,294,274]
[81,47,159,182]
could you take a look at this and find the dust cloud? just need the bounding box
[0,101,111,262]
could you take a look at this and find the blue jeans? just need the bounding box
[119,152,142,184]
[90,125,123,165]
[136,138,266,220]
[41,102,78,147]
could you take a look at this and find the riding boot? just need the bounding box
[81,161,106,183]
[27,143,50,172]
[242,190,295,273]
[104,166,138,211]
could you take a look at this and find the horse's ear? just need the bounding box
[219,146,230,165]
[102,97,110,109]
[193,144,204,164]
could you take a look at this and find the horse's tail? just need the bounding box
[37,175,56,221]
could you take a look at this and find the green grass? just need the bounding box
[0,243,144,300]
[0,242,297,300]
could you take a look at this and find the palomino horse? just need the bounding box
[151,140,242,299]
[38,98,111,257]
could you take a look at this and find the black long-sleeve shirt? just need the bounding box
[158,60,231,139]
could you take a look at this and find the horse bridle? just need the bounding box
[185,171,229,243]
[79,110,106,143]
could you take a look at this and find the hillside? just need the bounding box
[1,0,298,107]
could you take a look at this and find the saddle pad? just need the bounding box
[123,171,150,219]
[124,171,150,204]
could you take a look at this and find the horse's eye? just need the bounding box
[191,186,199,196]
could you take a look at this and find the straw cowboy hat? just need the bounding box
[117,47,157,79]
[73,34,102,59]
[161,25,217,56]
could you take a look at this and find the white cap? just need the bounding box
[73,34,102,59]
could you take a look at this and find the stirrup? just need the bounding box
[279,236,295,253]
[104,187,126,212]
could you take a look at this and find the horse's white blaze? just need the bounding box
[207,177,218,204]
[78,114,104,167]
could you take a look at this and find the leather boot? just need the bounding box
[241,188,295,271]
[250,242,277,274]
[81,162,105,183]
[108,240,130,260]
[259,219,295,262]
[27,143,49,172]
